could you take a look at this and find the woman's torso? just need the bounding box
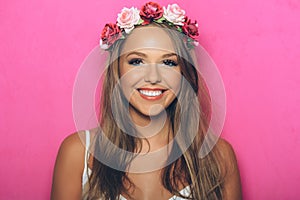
[81,129,191,200]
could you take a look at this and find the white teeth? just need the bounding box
[139,90,162,97]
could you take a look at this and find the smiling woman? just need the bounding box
[51,2,242,200]
[119,27,182,118]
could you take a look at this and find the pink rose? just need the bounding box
[140,2,163,24]
[163,4,186,25]
[117,7,141,34]
[100,23,122,49]
[182,17,199,40]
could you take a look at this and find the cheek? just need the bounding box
[162,70,182,94]
[120,68,144,86]
[120,76,133,101]
[119,67,144,98]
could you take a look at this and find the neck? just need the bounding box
[129,107,172,153]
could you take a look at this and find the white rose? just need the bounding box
[163,4,186,26]
[117,7,140,34]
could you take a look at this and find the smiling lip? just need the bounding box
[137,88,166,100]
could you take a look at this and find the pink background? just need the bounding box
[1,0,299,199]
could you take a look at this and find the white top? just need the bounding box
[82,130,191,199]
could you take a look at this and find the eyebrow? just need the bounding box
[126,51,148,58]
[161,53,178,59]
[125,51,178,59]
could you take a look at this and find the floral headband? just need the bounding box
[99,2,199,51]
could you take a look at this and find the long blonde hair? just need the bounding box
[85,23,225,200]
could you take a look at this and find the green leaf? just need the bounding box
[177,27,183,32]
[137,18,144,25]
[120,34,126,39]
[154,17,166,23]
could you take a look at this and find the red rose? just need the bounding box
[101,23,122,47]
[182,17,199,39]
[140,2,163,24]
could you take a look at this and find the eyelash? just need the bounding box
[128,58,143,66]
[128,58,178,67]
[163,59,178,67]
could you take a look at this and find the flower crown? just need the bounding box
[99,2,199,51]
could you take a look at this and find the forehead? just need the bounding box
[120,26,176,54]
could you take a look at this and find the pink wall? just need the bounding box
[1,0,299,199]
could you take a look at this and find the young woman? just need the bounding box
[51,2,242,200]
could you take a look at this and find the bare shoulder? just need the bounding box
[215,138,243,200]
[58,131,86,162]
[57,128,98,159]
[51,130,88,200]
[216,138,238,167]
[61,131,85,148]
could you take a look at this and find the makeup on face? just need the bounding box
[118,26,182,117]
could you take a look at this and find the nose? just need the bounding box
[144,63,162,84]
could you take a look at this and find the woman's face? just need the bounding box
[119,26,182,118]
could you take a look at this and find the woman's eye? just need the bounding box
[128,58,143,66]
[163,59,178,67]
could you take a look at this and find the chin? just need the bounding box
[131,104,166,118]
